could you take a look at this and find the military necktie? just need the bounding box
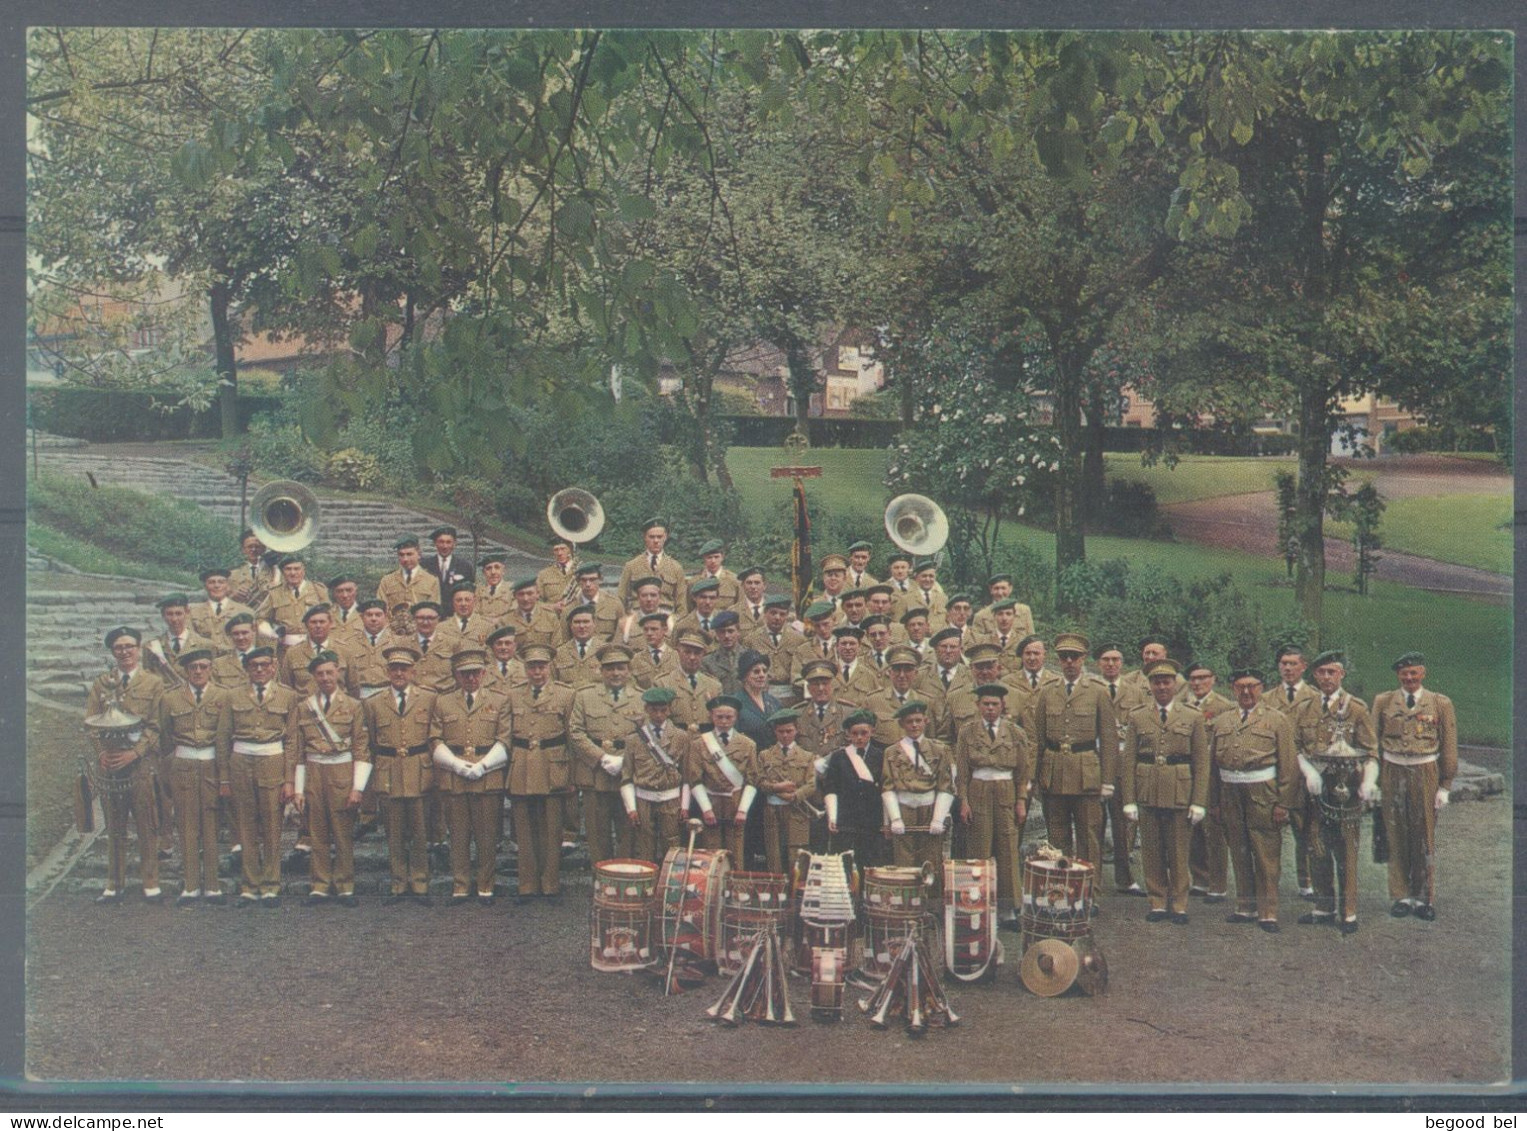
[1407,692,1416,709]
[875,651,885,667]
[323,693,332,713]
[578,641,586,659]
[1160,706,1168,725]
[941,669,951,689]
[397,690,406,714]
[369,634,378,647]
[1065,681,1074,697]
[611,688,620,704]
[1029,673,1038,690]
[194,686,202,705]
[214,601,222,617]
[843,664,851,681]
[650,554,659,571]
[120,671,130,690]
[1241,709,1249,723]
[999,634,1008,650]
[988,722,997,742]
[460,618,469,633]
[718,731,730,745]
[465,692,474,711]
[1109,683,1117,701]
[1323,694,1331,712]
[256,684,265,704]
[752,605,761,620]
[501,662,509,677]
[293,587,301,600]
[532,685,541,700]
[701,617,711,633]
[822,641,831,658]
[770,633,780,648]
[1286,685,1295,703]
[172,637,181,655]
[404,569,413,585]
[651,648,661,665]
[420,637,429,654]
[489,585,497,597]
[817,704,826,721]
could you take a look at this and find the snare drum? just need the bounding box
[589,859,659,973]
[859,865,933,981]
[1020,856,1095,949]
[656,846,731,963]
[810,945,850,1018]
[943,858,1002,982]
[719,871,793,976]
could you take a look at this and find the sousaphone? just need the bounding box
[884,493,949,558]
[249,479,321,553]
[547,487,605,545]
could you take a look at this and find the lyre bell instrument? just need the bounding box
[250,479,321,553]
[884,494,949,557]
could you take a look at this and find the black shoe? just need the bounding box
[1298,912,1334,926]
[337,894,359,908]
[450,893,471,906]
[237,895,259,908]
[412,892,434,907]
[303,892,330,906]
[515,893,535,906]
[1225,912,1255,923]
[1390,900,1413,918]
[141,890,164,905]
[1203,893,1227,905]
[477,893,496,907]
[998,918,1021,932]
[95,890,122,905]
[261,894,281,909]
[203,892,227,907]
[383,893,406,906]
[1414,903,1436,921]
[1258,920,1280,934]
[1123,883,1147,898]
[1170,912,1189,925]
[1339,919,1359,935]
[176,893,198,909]
[1145,909,1169,923]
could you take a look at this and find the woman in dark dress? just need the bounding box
[735,650,781,867]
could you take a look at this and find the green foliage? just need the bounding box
[1082,563,1269,677]
[27,387,280,442]
[1095,479,1168,539]
[326,448,383,491]
[1386,425,1500,456]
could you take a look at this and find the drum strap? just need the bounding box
[640,723,678,769]
[899,737,930,774]
[701,731,746,789]
[843,747,874,783]
[305,695,347,752]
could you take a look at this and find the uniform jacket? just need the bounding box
[362,685,437,797]
[288,688,369,787]
[428,687,509,794]
[1372,687,1458,789]
[569,684,646,792]
[375,568,441,636]
[1121,700,1210,811]
[955,715,1031,798]
[502,681,577,796]
[1208,700,1297,809]
[1032,677,1120,795]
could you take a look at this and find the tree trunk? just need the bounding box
[786,339,814,440]
[1293,380,1330,643]
[209,279,239,438]
[898,363,915,428]
[1052,352,1086,607]
[1082,384,1109,525]
[691,373,712,485]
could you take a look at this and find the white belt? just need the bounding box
[173,744,215,761]
[307,752,354,766]
[709,788,735,799]
[971,768,1013,782]
[766,795,792,806]
[635,786,681,803]
[1383,751,1439,767]
[896,789,935,807]
[1219,766,1276,784]
[232,739,283,757]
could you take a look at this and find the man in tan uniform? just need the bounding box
[1210,667,1297,932]
[376,536,441,638]
[257,557,329,649]
[1266,643,1322,901]
[831,624,882,705]
[1120,660,1210,924]
[144,593,215,688]
[655,629,722,732]
[364,645,437,904]
[672,577,724,639]
[736,566,769,631]
[1374,651,1457,921]
[190,567,254,649]
[346,599,397,700]
[86,627,165,903]
[956,682,1029,928]
[629,611,679,690]
[1178,659,1235,903]
[909,560,947,627]
[620,686,690,866]
[554,606,607,689]
[792,601,842,679]
[325,575,364,641]
[917,627,972,704]
[536,537,580,610]
[229,529,273,608]
[845,541,878,590]
[1093,641,1144,897]
[754,708,819,873]
[476,555,514,624]
[570,643,647,863]
[445,583,496,646]
[1294,651,1378,934]
[881,700,955,888]
[408,601,460,695]
[483,626,526,693]
[429,648,510,903]
[617,519,687,611]
[279,605,354,696]
[507,578,561,652]
[504,645,577,901]
[969,574,1014,637]
[211,614,260,690]
[795,658,858,759]
[942,594,978,651]
[1032,633,1118,873]
[562,564,623,644]
[688,540,741,609]
[865,647,944,749]
[978,595,1034,660]
[616,577,670,646]
[745,595,805,691]
[286,650,370,905]
[227,646,296,905]
[158,649,232,906]
[685,694,759,862]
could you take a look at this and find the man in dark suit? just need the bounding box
[422,525,475,590]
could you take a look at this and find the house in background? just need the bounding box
[658,329,886,417]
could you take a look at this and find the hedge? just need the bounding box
[27,387,282,442]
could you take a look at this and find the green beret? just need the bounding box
[987,574,1012,587]
[511,578,539,593]
[1392,651,1426,671]
[947,593,974,607]
[974,683,1009,698]
[1137,634,1169,652]
[847,540,872,553]
[224,613,255,631]
[1311,650,1347,670]
[631,575,664,591]
[642,687,678,706]
[486,626,517,645]
[394,536,420,550]
[1229,667,1265,684]
[307,650,341,672]
[276,554,301,567]
[843,708,877,729]
[156,594,190,610]
[480,554,507,566]
[356,598,385,613]
[914,559,937,573]
[699,539,725,556]
[104,626,142,648]
[900,607,930,624]
[990,597,1018,612]
[1183,660,1214,678]
[930,626,962,645]
[428,525,457,540]
[865,583,894,598]
[763,595,793,610]
[301,603,333,623]
[445,582,474,598]
[804,600,837,620]
[641,518,667,533]
[887,553,912,567]
[576,563,602,578]
[839,588,866,603]
[410,601,442,616]
[707,694,743,713]
[199,567,231,582]
[565,603,597,624]
[1275,643,1306,661]
[711,610,739,629]
[639,611,669,627]
[241,646,275,665]
[178,648,214,666]
[831,624,864,639]
[737,565,764,582]
[766,709,801,726]
[327,575,355,589]
[860,615,890,630]
[1093,641,1125,660]
[690,577,721,595]
[895,700,930,720]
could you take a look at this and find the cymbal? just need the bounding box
[1072,935,1109,997]
[1020,937,1079,997]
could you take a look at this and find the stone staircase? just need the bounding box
[26,581,168,698]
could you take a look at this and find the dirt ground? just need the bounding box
[25,790,1511,1090]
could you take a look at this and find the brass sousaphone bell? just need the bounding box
[249,479,321,553]
[884,493,949,558]
[547,487,606,545]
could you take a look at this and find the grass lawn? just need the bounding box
[726,447,894,527]
[1103,453,1299,503]
[1326,495,1512,575]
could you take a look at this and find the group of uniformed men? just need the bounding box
[84,519,1458,934]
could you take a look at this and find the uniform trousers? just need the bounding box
[1189,810,1229,893]
[1287,783,1313,889]
[103,763,160,893]
[1139,805,1193,914]
[1104,791,1137,888]
[826,826,886,870]
[761,802,810,875]
[889,801,945,898]
[1041,791,1103,869]
[1307,802,1361,919]
[634,798,682,866]
[1219,778,1282,919]
[697,792,744,863]
[171,756,222,894]
[514,794,567,895]
[583,789,632,865]
[964,778,1020,916]
[230,752,284,896]
[382,793,429,895]
[443,791,501,896]
[1381,759,1440,905]
[305,761,357,896]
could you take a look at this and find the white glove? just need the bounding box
[692,783,714,817]
[927,819,945,836]
[293,764,306,797]
[1122,804,1138,821]
[432,742,469,775]
[600,753,624,777]
[736,784,758,818]
[352,761,374,793]
[1298,755,1323,796]
[882,791,904,827]
[890,818,907,835]
[813,754,830,775]
[478,742,508,774]
[1189,805,1206,825]
[1435,788,1450,811]
[1100,783,1115,800]
[1358,758,1379,803]
[619,782,638,817]
[462,760,486,781]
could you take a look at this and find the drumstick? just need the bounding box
[665,817,704,998]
